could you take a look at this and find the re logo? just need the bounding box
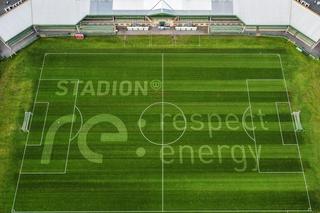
[78,114,127,163]
[41,114,128,164]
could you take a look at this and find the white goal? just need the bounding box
[21,112,32,132]
[292,111,303,132]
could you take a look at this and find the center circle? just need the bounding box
[138,102,187,146]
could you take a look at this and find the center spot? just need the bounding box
[139,102,187,146]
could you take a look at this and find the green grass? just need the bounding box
[1,35,320,212]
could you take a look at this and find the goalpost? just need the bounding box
[21,112,32,132]
[292,111,303,132]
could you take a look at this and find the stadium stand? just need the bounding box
[80,25,115,35]
[79,16,115,35]
[115,16,146,22]
[81,16,115,25]
[5,26,37,56]
[178,16,210,24]
[115,16,149,25]
[179,16,210,20]
[244,25,256,31]
[287,26,316,47]
[211,25,243,33]
[258,26,288,32]
[35,25,77,37]
[296,33,316,47]
[6,26,34,46]
[287,26,299,36]
[210,17,244,34]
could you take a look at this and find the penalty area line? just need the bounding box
[277,54,312,211]
[11,53,48,212]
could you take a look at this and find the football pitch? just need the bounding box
[12,52,311,212]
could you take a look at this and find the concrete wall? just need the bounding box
[212,0,234,15]
[31,0,90,25]
[234,0,291,25]
[113,0,212,11]
[0,1,32,41]
[290,1,320,42]
[113,0,145,10]
[177,0,211,10]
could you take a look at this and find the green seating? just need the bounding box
[115,17,146,24]
[245,26,257,32]
[115,16,145,20]
[259,26,288,32]
[180,16,209,21]
[288,26,315,47]
[210,17,244,34]
[80,25,114,35]
[37,25,76,32]
[288,27,298,36]
[211,16,240,21]
[80,16,114,25]
[211,25,244,33]
[296,33,315,47]
[7,27,34,46]
[85,15,114,21]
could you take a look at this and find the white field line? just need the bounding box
[26,102,49,147]
[275,102,287,145]
[275,102,298,146]
[40,102,49,146]
[42,53,284,57]
[12,53,48,212]
[65,80,80,173]
[161,53,165,212]
[241,106,255,142]
[244,79,283,81]
[70,105,83,141]
[277,54,312,211]
[245,79,260,172]
[16,172,67,175]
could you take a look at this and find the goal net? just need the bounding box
[292,111,303,132]
[21,112,32,132]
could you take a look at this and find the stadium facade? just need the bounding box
[0,0,320,58]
